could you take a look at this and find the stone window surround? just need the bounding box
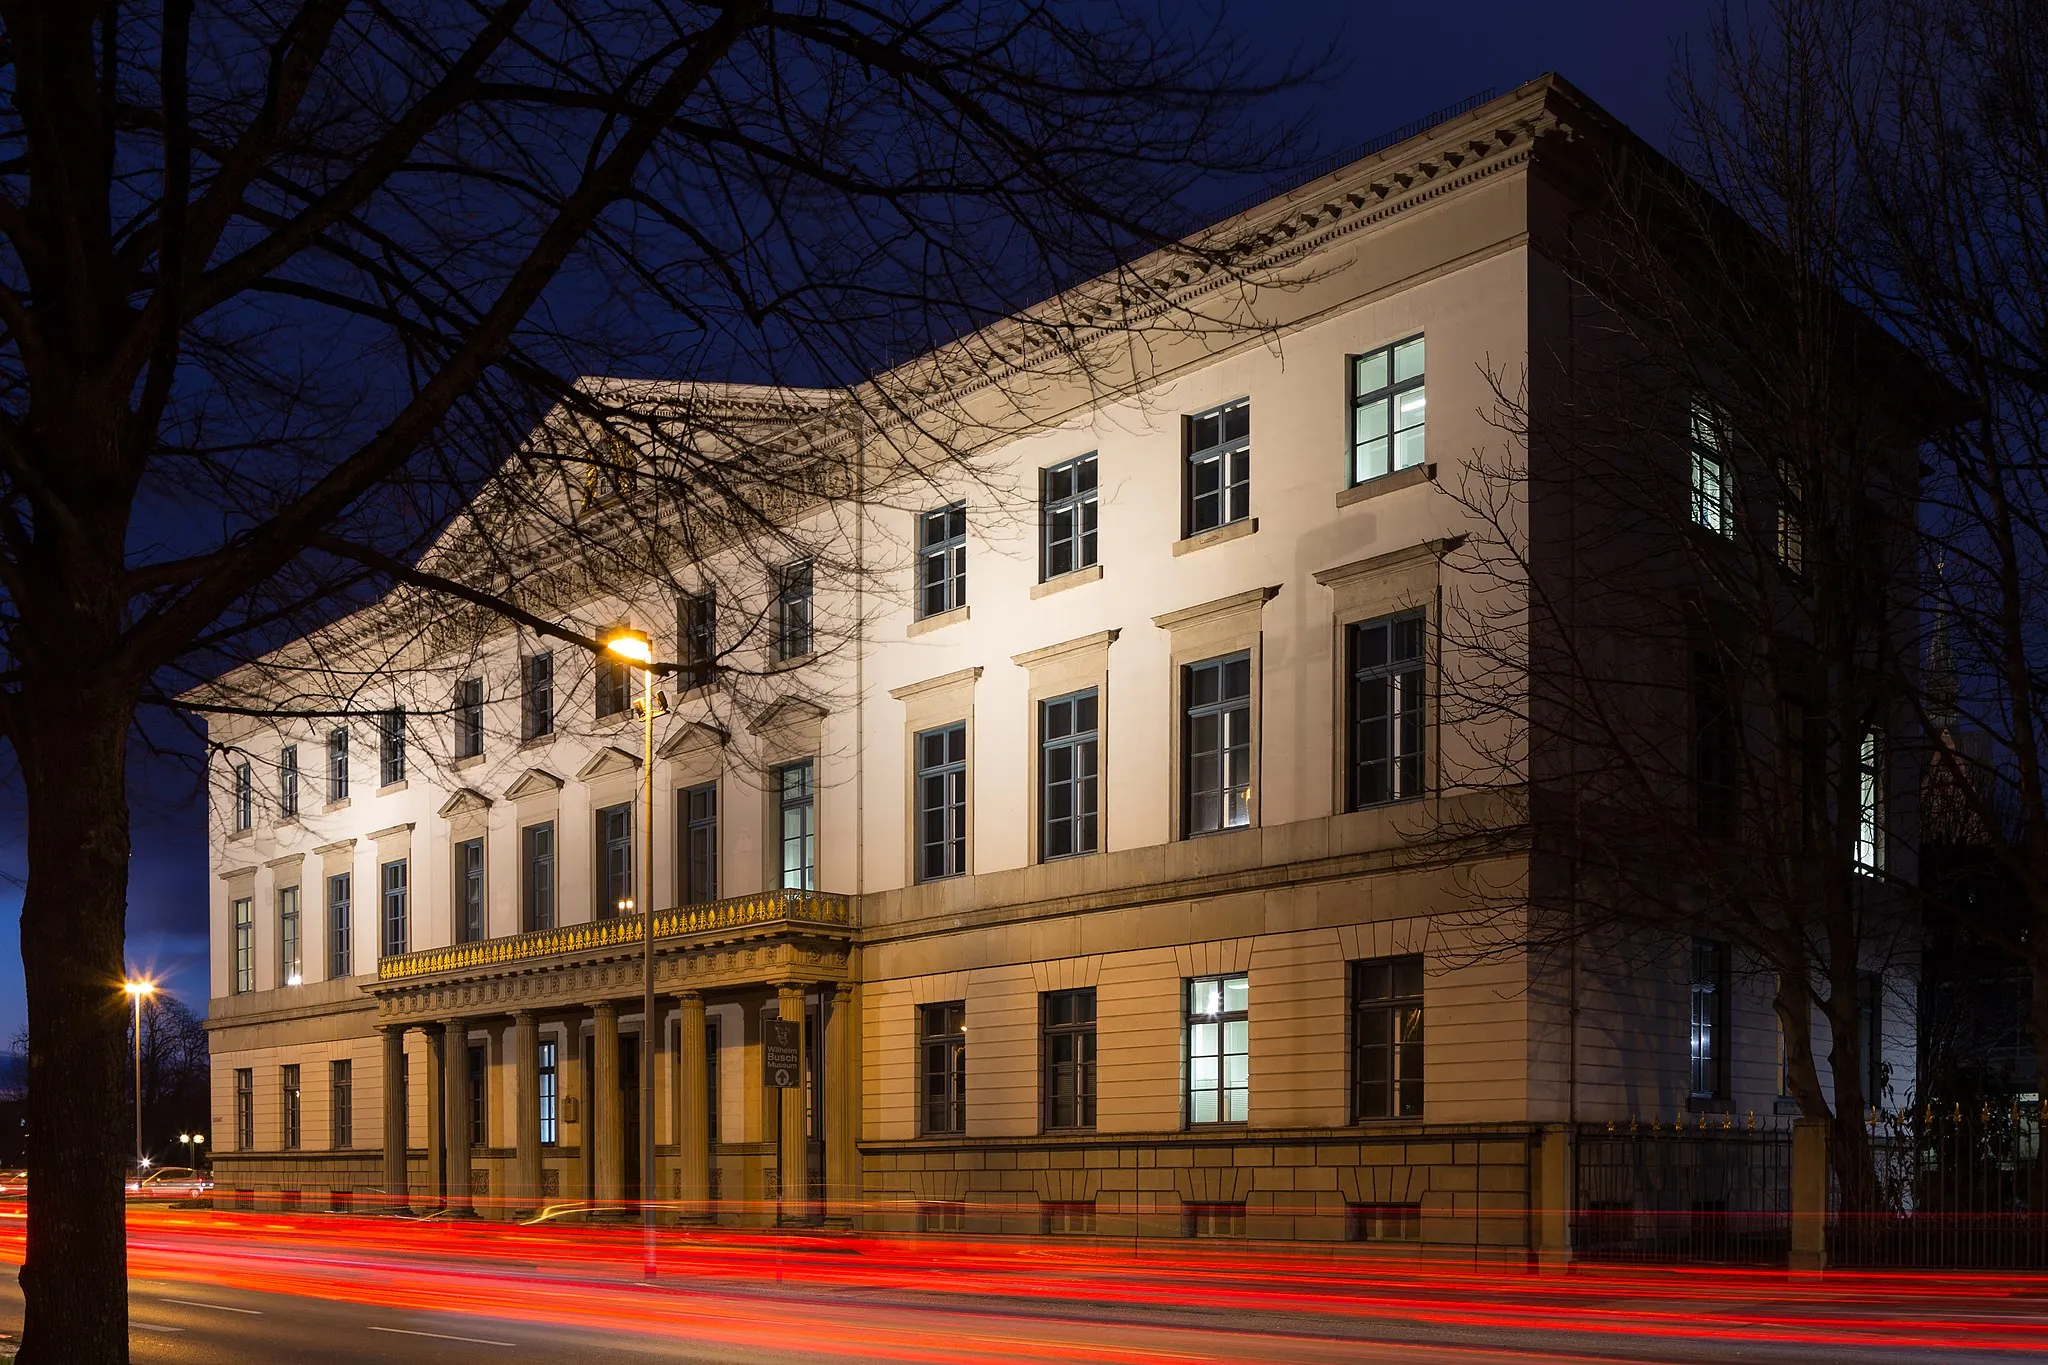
[889,667,981,887]
[1312,537,1457,819]
[577,746,643,920]
[371,822,414,959]
[658,722,727,907]
[439,788,492,943]
[315,838,356,982]
[1012,631,1118,865]
[1153,587,1280,841]
[749,698,826,891]
[506,767,564,933]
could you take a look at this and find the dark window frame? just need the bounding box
[522,821,556,931]
[776,561,814,661]
[233,760,253,832]
[467,1042,487,1149]
[1041,988,1097,1132]
[777,760,816,891]
[330,1058,353,1150]
[455,677,485,759]
[1351,955,1424,1121]
[1183,398,1250,536]
[1040,454,1099,581]
[1690,400,1733,537]
[1347,611,1427,809]
[279,745,299,819]
[1181,652,1252,837]
[679,589,717,674]
[327,727,349,802]
[232,896,254,994]
[278,885,301,987]
[281,1063,302,1150]
[595,659,631,720]
[680,783,719,904]
[380,858,408,960]
[327,873,352,978]
[234,1068,254,1150]
[523,652,555,740]
[378,709,406,787]
[919,1001,967,1136]
[1689,937,1729,1100]
[595,802,634,917]
[915,722,968,882]
[1039,689,1099,861]
[456,836,485,943]
[917,502,968,619]
[1348,334,1427,486]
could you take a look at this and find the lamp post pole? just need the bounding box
[124,980,155,1169]
[639,657,657,1279]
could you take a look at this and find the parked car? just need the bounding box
[126,1166,210,1199]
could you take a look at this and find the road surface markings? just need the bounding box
[131,1322,185,1333]
[368,1325,516,1347]
[159,1297,262,1315]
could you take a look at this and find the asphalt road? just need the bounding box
[0,1208,2041,1363]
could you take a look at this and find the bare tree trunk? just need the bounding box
[17,690,132,1365]
[2031,944,2048,1210]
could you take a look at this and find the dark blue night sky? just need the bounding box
[0,0,1719,1042]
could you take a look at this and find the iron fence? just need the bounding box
[1831,1099,2045,1268]
[1573,1116,1792,1265]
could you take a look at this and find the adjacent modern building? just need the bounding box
[200,76,1917,1250]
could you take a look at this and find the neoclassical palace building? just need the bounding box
[200,76,1914,1250]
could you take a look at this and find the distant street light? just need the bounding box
[601,626,673,1280]
[123,979,156,1168]
[178,1131,205,1170]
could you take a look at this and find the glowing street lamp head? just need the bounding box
[123,979,155,999]
[602,628,653,665]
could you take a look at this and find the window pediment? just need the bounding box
[504,767,565,802]
[657,721,729,762]
[575,746,642,783]
[437,787,492,819]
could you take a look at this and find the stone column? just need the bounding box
[824,984,857,1223]
[1790,1117,1829,1271]
[443,1018,472,1216]
[676,992,709,1217]
[593,1001,622,1207]
[424,1023,448,1210]
[513,1010,542,1214]
[1528,1124,1573,1269]
[776,982,807,1220]
[380,1025,408,1215]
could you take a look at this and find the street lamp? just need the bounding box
[178,1131,206,1171]
[601,627,673,1279]
[123,979,156,1169]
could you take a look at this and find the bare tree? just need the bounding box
[0,4,1311,1357]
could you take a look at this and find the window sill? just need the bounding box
[519,732,556,750]
[1687,1095,1733,1114]
[768,651,816,674]
[1773,1097,1802,1116]
[451,754,485,772]
[227,827,254,843]
[377,781,408,796]
[908,604,970,638]
[1336,462,1434,507]
[1172,517,1257,557]
[275,816,299,830]
[323,799,351,814]
[1031,564,1102,599]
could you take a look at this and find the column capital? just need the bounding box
[775,980,810,1001]
[592,998,619,1021]
[830,982,854,1004]
[673,989,703,1007]
[512,1007,537,1023]
[442,1016,467,1033]
[378,1021,409,1038]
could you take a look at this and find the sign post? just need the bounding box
[764,1018,801,1089]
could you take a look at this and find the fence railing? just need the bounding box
[376,888,856,982]
[1831,1099,2045,1269]
[1573,1116,1793,1265]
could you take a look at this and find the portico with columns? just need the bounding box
[367,891,858,1223]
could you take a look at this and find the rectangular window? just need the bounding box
[1039,689,1098,860]
[1184,398,1250,535]
[915,723,968,881]
[278,886,302,987]
[1183,1202,1247,1238]
[1186,974,1249,1125]
[232,897,254,994]
[1693,649,1736,836]
[281,1064,301,1150]
[327,727,349,802]
[455,677,484,759]
[327,873,352,978]
[1348,612,1426,808]
[467,1043,487,1149]
[1042,1201,1097,1235]
[920,1002,967,1135]
[1183,652,1252,836]
[1347,1202,1422,1242]
[776,561,814,660]
[537,1039,559,1146]
[1042,988,1097,1131]
[1690,937,1728,1100]
[917,502,968,618]
[522,822,556,931]
[378,709,405,786]
[380,858,408,959]
[1352,955,1424,1120]
[233,760,253,832]
[1041,454,1099,580]
[1855,727,1885,874]
[777,760,816,891]
[679,589,716,674]
[596,803,633,915]
[680,784,719,904]
[1691,401,1732,536]
[1350,335,1426,484]
[234,1068,254,1151]
[279,746,299,819]
[523,652,554,740]
[330,1059,352,1150]
[456,837,485,943]
[595,660,631,720]
[1776,460,1805,572]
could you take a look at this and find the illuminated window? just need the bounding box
[1855,727,1885,874]
[1349,336,1425,484]
[1186,974,1248,1125]
[537,1039,559,1146]
[1690,938,1728,1100]
[1691,401,1733,536]
[920,1002,966,1135]
[777,761,816,891]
